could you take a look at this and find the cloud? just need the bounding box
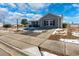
[26,13,34,16]
[0,8,8,12]
[32,14,42,20]
[16,3,29,11]
[5,12,25,24]
[7,3,16,7]
[8,12,25,20]
[0,8,8,22]
[25,13,34,19]
[14,12,24,17]
[26,13,43,21]
[28,3,50,10]
[0,3,6,6]
[64,15,79,24]
[0,3,50,13]
[72,4,79,7]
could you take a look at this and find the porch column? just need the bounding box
[48,20,50,26]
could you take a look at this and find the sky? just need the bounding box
[0,3,79,24]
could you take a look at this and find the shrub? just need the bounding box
[62,23,68,28]
[3,24,12,29]
[21,19,28,27]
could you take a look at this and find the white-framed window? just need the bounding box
[44,20,48,26]
[50,20,55,26]
[44,20,55,26]
[53,20,55,26]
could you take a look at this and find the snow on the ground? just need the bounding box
[0,23,3,27]
[72,32,79,37]
[55,28,63,31]
[33,30,45,33]
[0,30,14,33]
[52,28,67,35]
[0,30,9,32]
[60,39,79,44]
[52,30,57,35]
[41,51,58,56]
[18,28,23,30]
[22,46,41,56]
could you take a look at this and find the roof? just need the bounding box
[44,13,61,18]
[28,13,61,21]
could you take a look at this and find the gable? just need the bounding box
[39,13,61,21]
[44,13,60,18]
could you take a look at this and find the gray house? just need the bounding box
[28,13,63,29]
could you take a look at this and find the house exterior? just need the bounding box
[28,13,63,29]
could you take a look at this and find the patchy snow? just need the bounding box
[52,29,57,35]
[72,32,79,37]
[52,28,67,35]
[0,23,3,27]
[60,39,79,44]
[18,28,24,30]
[41,51,58,56]
[33,30,45,33]
[0,30,9,32]
[52,28,59,35]
[55,28,63,31]
[22,46,41,56]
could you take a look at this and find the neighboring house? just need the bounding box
[28,13,63,29]
[70,23,79,32]
[70,23,79,27]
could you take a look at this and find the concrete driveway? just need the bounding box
[40,40,79,56]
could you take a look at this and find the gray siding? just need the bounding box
[39,14,62,28]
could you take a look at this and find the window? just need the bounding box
[53,20,55,26]
[44,20,48,26]
[32,21,39,27]
[50,21,53,25]
[50,20,55,26]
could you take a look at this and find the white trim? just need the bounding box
[48,20,50,26]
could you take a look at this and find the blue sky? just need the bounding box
[0,3,79,24]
